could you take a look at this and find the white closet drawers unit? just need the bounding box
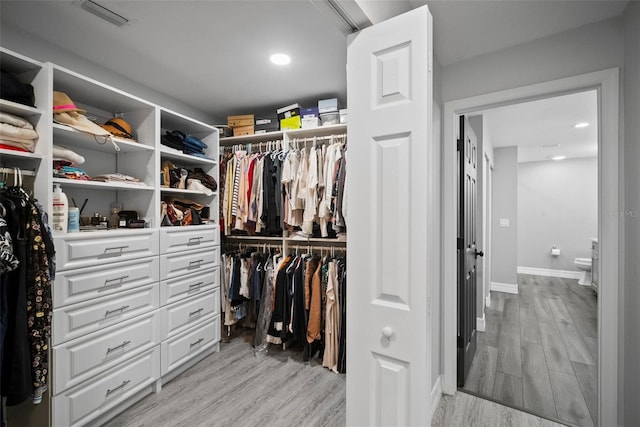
[52,310,161,394]
[52,346,160,427]
[55,229,159,271]
[52,230,161,425]
[53,255,159,308]
[161,289,219,340]
[161,314,220,376]
[52,282,160,345]
[160,225,219,253]
[160,266,219,306]
[159,225,220,377]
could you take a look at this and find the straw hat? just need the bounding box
[52,91,86,114]
[54,111,110,136]
[100,117,136,140]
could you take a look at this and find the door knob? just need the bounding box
[381,326,393,338]
[475,249,484,258]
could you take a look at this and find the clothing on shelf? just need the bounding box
[220,134,347,239]
[222,244,346,373]
[0,112,38,153]
[0,176,55,416]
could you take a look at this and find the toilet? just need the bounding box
[574,257,592,286]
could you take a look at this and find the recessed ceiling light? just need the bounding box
[551,155,566,161]
[542,144,560,148]
[270,53,291,66]
[573,122,589,128]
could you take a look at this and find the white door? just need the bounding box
[346,6,433,426]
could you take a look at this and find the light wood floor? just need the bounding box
[462,274,598,427]
[101,329,346,427]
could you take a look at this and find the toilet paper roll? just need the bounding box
[551,248,560,256]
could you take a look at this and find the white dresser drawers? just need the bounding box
[160,225,218,253]
[160,266,219,306]
[161,315,220,376]
[53,346,160,427]
[53,310,161,394]
[53,256,160,308]
[52,282,160,346]
[160,247,219,280]
[161,289,219,340]
[55,229,159,271]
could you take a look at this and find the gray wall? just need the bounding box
[0,24,215,124]
[518,157,597,271]
[623,2,640,425]
[491,147,518,285]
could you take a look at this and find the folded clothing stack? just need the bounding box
[161,130,208,157]
[0,112,38,152]
[92,173,145,186]
[52,145,91,180]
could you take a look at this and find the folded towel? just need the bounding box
[0,122,38,140]
[53,145,85,166]
[0,111,34,129]
[0,137,35,152]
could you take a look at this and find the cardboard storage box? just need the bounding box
[300,107,319,118]
[233,125,254,136]
[228,114,254,128]
[302,116,320,129]
[280,115,301,130]
[318,98,338,114]
[255,116,279,133]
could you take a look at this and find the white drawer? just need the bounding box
[160,266,219,306]
[53,282,160,346]
[160,225,218,253]
[55,229,159,271]
[53,256,159,307]
[161,289,219,340]
[53,346,160,427]
[53,310,161,394]
[160,247,219,280]
[161,314,220,376]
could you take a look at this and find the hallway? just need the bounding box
[462,274,597,426]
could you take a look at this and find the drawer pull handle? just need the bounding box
[190,337,204,348]
[105,305,130,317]
[189,308,204,317]
[104,245,129,255]
[106,379,131,396]
[106,340,131,354]
[188,282,204,291]
[188,259,204,268]
[104,275,129,287]
[188,237,203,245]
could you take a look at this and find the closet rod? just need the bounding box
[0,167,36,177]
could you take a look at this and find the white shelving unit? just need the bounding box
[1,47,221,427]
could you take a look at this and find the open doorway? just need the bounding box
[458,90,599,426]
[442,68,620,427]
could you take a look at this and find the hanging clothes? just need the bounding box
[0,185,55,409]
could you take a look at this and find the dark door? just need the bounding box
[457,115,481,386]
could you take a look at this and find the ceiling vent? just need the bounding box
[77,0,130,27]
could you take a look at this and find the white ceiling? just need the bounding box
[0,0,628,124]
[478,90,598,163]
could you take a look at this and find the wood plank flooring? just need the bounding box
[462,274,598,427]
[101,329,346,427]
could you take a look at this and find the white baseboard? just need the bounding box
[485,293,491,308]
[477,314,486,332]
[430,376,442,420]
[517,266,582,280]
[491,281,519,294]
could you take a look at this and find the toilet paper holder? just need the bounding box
[551,246,560,256]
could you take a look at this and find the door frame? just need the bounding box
[442,68,620,427]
